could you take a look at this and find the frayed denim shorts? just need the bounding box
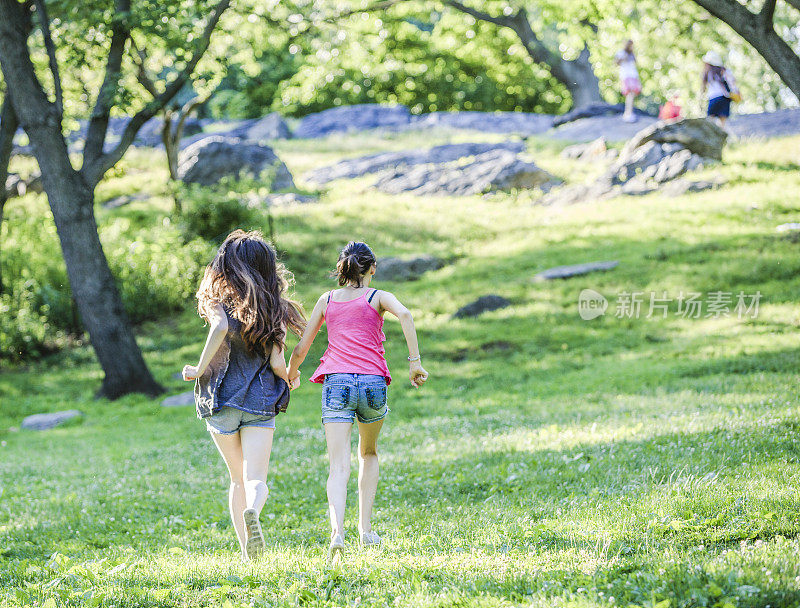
[322,374,388,424]
[205,406,276,435]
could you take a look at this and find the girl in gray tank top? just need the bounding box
[182,230,305,561]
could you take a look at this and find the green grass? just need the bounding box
[2,130,800,607]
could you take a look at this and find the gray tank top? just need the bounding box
[194,308,289,419]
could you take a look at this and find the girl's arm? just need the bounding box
[183,302,228,381]
[287,292,328,384]
[375,291,429,388]
[270,339,290,386]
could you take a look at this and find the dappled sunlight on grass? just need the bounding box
[2,133,800,606]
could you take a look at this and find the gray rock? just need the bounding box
[552,102,654,127]
[102,192,150,209]
[728,109,800,139]
[260,192,318,206]
[22,410,82,431]
[548,115,659,142]
[406,111,553,135]
[651,149,705,183]
[661,177,726,197]
[539,180,615,206]
[303,141,526,185]
[224,113,291,141]
[561,137,609,160]
[374,255,445,281]
[621,118,727,161]
[294,104,412,138]
[374,149,559,197]
[65,116,202,149]
[177,136,294,189]
[453,295,511,319]
[136,116,203,147]
[161,391,195,407]
[534,260,619,281]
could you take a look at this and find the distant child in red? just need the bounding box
[659,96,682,122]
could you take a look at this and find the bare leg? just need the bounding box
[210,432,247,556]
[719,116,727,128]
[240,426,274,514]
[356,419,383,535]
[324,422,352,539]
[623,92,635,121]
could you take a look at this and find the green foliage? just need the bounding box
[0,194,215,361]
[103,223,215,323]
[177,185,258,242]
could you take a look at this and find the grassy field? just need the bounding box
[1,129,800,608]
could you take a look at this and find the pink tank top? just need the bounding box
[310,290,392,384]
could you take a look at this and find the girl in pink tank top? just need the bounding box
[288,241,428,560]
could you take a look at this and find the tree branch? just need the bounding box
[83,0,231,186]
[760,0,777,27]
[129,38,160,98]
[33,0,62,120]
[786,0,800,11]
[443,0,515,29]
[82,0,131,171]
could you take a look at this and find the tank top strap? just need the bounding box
[367,289,378,303]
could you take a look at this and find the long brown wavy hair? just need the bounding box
[197,230,306,356]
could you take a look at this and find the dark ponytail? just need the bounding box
[334,241,376,286]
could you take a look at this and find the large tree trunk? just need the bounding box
[0,0,163,398]
[691,0,800,100]
[0,94,18,294]
[27,125,163,398]
[557,47,604,108]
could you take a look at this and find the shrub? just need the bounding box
[177,184,259,243]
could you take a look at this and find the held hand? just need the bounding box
[182,365,199,381]
[409,361,428,388]
[288,369,301,390]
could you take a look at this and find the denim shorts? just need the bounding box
[205,406,276,435]
[322,374,388,424]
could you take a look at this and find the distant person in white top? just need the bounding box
[702,50,739,128]
[615,40,641,123]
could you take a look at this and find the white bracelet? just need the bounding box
[408,355,421,362]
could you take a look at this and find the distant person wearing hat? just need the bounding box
[615,40,642,123]
[702,50,739,127]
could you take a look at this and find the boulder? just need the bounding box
[177,136,294,189]
[260,192,318,206]
[534,261,619,281]
[453,295,511,319]
[303,141,526,185]
[224,113,291,141]
[22,410,83,431]
[294,104,412,138]
[549,115,659,143]
[102,192,150,209]
[661,177,726,197]
[561,137,617,162]
[407,111,553,135]
[66,116,202,149]
[161,391,195,408]
[136,116,203,147]
[539,181,615,206]
[621,118,727,161]
[552,102,653,127]
[374,149,559,197]
[374,255,445,281]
